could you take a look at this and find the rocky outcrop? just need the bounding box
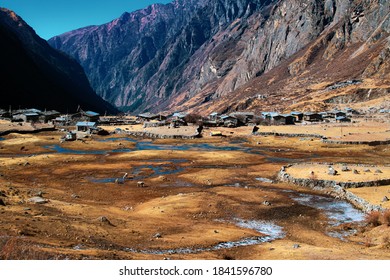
[0,8,117,114]
[49,0,390,114]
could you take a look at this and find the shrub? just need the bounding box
[365,211,381,227]
[0,237,62,260]
[364,236,373,247]
[381,210,390,226]
[184,114,202,124]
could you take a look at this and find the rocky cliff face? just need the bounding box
[49,0,390,114]
[0,8,117,113]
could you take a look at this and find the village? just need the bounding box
[0,105,390,260]
[0,106,368,138]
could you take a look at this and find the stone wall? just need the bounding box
[254,131,390,146]
[253,132,324,139]
[278,165,385,213]
[0,126,56,136]
[126,131,200,140]
[322,139,390,146]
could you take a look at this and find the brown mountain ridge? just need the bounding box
[48,0,389,115]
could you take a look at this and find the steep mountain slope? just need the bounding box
[49,0,277,112]
[0,8,117,114]
[49,0,390,114]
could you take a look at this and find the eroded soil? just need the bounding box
[0,130,389,260]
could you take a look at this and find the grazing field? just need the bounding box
[0,121,390,260]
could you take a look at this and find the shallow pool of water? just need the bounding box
[291,193,365,226]
[44,144,132,155]
[123,219,284,255]
[291,193,365,239]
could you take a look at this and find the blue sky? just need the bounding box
[1,0,172,39]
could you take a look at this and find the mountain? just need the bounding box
[0,8,117,114]
[49,0,390,114]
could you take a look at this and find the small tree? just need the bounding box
[184,114,202,124]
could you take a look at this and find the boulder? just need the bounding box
[328,169,338,176]
[342,166,350,172]
[263,200,272,206]
[28,196,47,204]
[98,216,114,226]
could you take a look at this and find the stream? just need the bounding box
[123,219,285,255]
[44,135,366,251]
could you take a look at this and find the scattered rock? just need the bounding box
[98,216,114,226]
[293,244,301,249]
[328,169,338,176]
[28,197,47,204]
[154,233,162,238]
[23,207,31,211]
[256,177,274,184]
[382,196,389,202]
[375,169,383,174]
[137,181,145,188]
[0,198,5,206]
[263,200,272,206]
[341,166,350,172]
[364,169,371,173]
[353,169,359,174]
[71,194,80,199]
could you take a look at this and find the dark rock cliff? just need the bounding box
[0,8,117,114]
[49,0,390,114]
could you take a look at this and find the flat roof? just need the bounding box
[76,122,97,127]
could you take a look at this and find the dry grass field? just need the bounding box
[1,120,390,260]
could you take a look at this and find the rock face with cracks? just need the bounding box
[49,0,390,114]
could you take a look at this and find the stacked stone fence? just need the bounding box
[253,132,324,139]
[322,139,390,146]
[253,131,390,146]
[278,164,386,212]
[0,126,56,136]
[143,121,167,128]
[126,131,200,140]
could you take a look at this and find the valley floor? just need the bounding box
[0,120,390,260]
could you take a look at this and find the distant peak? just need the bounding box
[120,11,130,18]
[1,8,22,22]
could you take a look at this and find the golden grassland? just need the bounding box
[1,120,390,260]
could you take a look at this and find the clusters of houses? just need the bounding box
[203,108,359,127]
[133,107,360,129]
[0,106,363,136]
[0,108,106,134]
[0,108,61,123]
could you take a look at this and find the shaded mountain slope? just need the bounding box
[0,8,117,114]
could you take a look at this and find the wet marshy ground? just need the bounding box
[0,132,389,260]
